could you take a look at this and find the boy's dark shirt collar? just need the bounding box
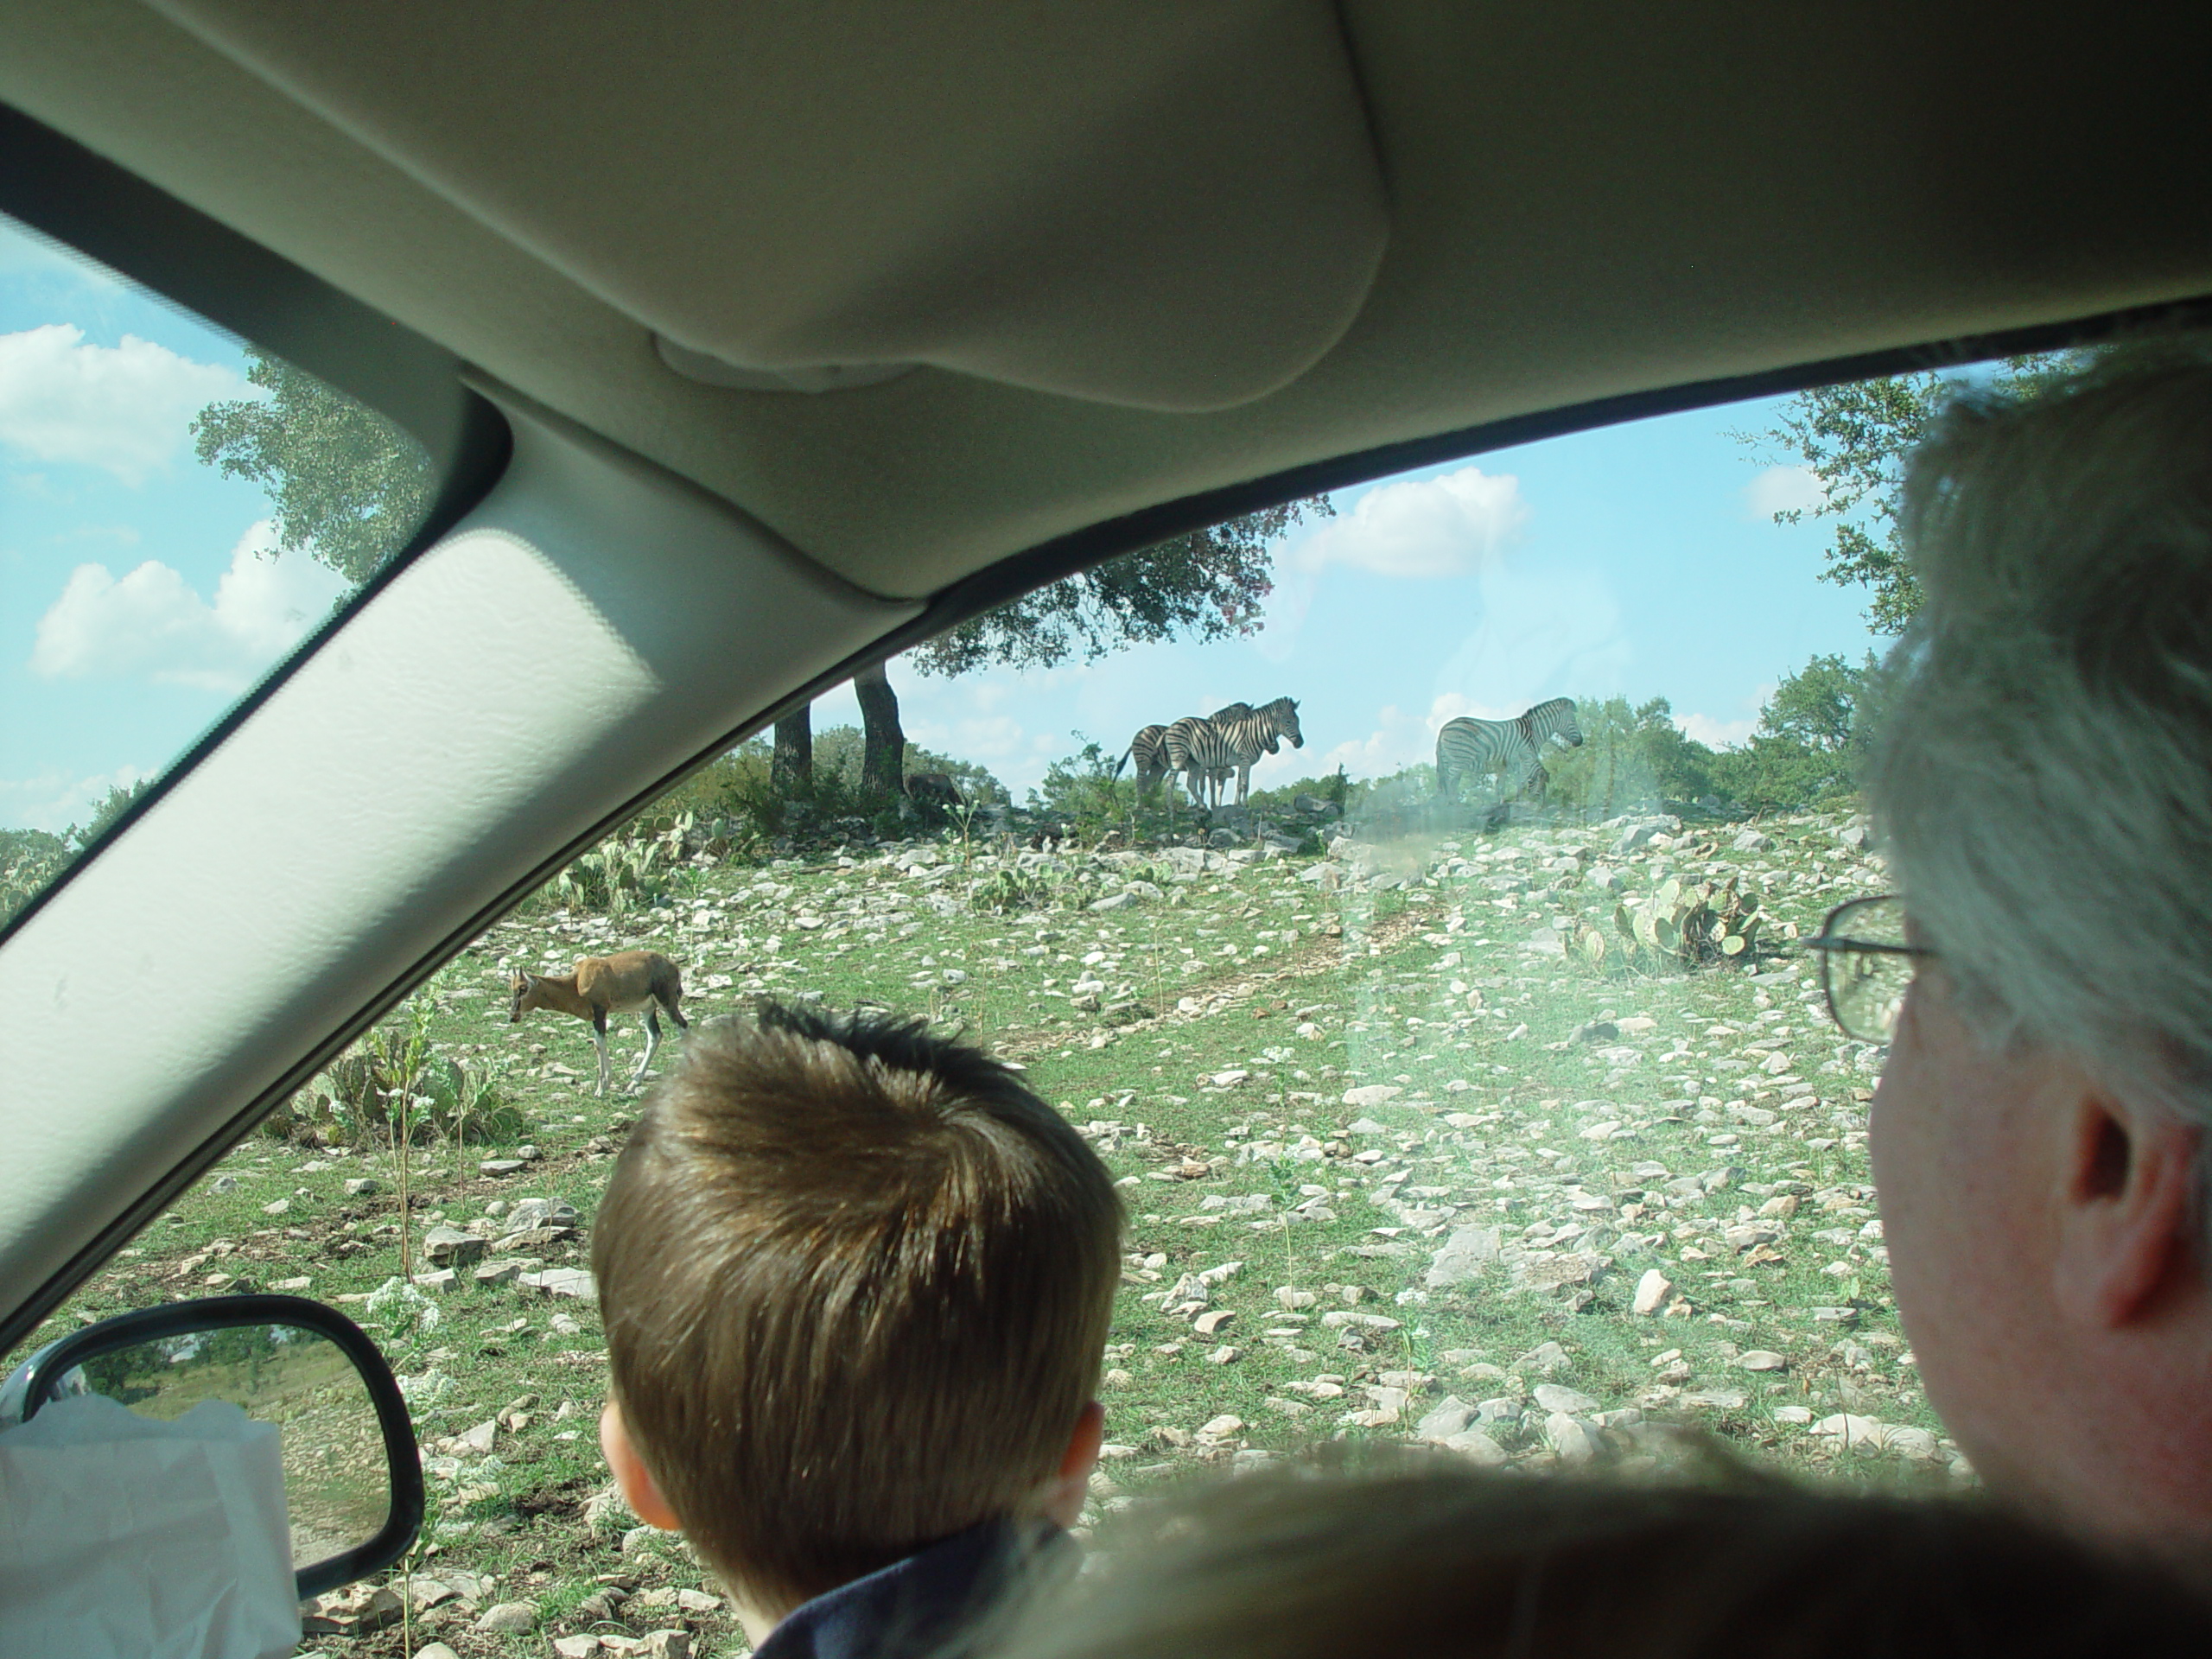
[753,1517,1071,1659]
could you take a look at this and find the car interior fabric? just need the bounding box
[2,3,2207,598]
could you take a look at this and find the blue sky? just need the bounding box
[852,407,1878,798]
[0,210,1882,832]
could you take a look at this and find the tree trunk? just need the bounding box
[772,705,813,790]
[855,660,905,796]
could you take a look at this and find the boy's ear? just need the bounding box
[600,1398,684,1532]
[1038,1400,1107,1530]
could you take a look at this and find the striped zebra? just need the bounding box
[1114,723,1173,798]
[1166,696,1304,809]
[1434,697,1584,808]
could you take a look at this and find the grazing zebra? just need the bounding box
[1434,697,1584,807]
[1114,723,1173,798]
[1166,696,1304,808]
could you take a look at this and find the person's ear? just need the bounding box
[1038,1400,1107,1529]
[600,1397,684,1532]
[2051,1080,2201,1328]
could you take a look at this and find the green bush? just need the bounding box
[272,1023,527,1147]
[1542,696,1719,817]
[1708,652,1883,813]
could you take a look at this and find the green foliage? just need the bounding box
[1583,874,1764,972]
[911,499,1332,676]
[71,779,153,846]
[191,346,437,585]
[644,728,1009,851]
[1745,353,2083,632]
[1541,696,1719,817]
[0,829,69,930]
[1709,652,1881,812]
[275,1025,525,1147]
[1243,768,1352,817]
[551,829,688,914]
[1028,739,1131,833]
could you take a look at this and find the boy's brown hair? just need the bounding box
[593,1001,1122,1610]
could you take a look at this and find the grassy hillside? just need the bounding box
[31,801,1941,1656]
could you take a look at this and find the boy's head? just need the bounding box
[592,1002,1122,1614]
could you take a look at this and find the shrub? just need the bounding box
[1708,652,1882,813]
[271,1024,527,1147]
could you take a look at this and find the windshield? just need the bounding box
[30,340,2067,1637]
[0,210,435,931]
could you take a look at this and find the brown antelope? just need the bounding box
[509,950,688,1096]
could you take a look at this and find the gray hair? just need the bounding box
[1866,342,2212,1151]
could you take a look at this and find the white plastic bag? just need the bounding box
[0,1393,300,1659]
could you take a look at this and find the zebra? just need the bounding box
[1166,696,1304,809]
[1113,723,1173,799]
[1434,697,1584,810]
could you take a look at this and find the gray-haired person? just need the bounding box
[1808,344,2212,1574]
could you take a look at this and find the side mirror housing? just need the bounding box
[1,1294,423,1600]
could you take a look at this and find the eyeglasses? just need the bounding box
[1803,894,1936,1044]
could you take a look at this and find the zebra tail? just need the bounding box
[1112,747,1132,780]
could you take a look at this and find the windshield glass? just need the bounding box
[35,347,2080,1636]
[0,210,435,930]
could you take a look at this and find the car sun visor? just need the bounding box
[139,0,1389,412]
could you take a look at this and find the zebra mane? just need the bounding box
[1210,702,1255,721]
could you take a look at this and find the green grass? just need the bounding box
[25,804,1948,1655]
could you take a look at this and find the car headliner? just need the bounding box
[3,5,2210,1351]
[4,3,2209,600]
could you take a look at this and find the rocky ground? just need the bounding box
[30,800,1954,1657]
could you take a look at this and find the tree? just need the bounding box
[1710,652,1880,810]
[1745,354,2083,632]
[910,500,1328,676]
[192,347,436,584]
[772,708,812,791]
[1543,695,1718,817]
[830,499,1332,797]
[853,662,903,794]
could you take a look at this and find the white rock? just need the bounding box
[1630,1268,1675,1316]
[1444,1426,1507,1465]
[1532,1382,1599,1414]
[474,1602,538,1634]
[1341,1084,1404,1109]
[1414,1395,1477,1442]
[1424,1226,1502,1289]
[1738,1351,1788,1372]
[1545,1412,1598,1463]
[1197,1414,1245,1440]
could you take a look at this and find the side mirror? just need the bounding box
[1,1294,423,1600]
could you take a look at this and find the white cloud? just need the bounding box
[1255,466,1532,663]
[1744,464,1827,519]
[0,323,242,484]
[0,762,149,836]
[29,520,346,694]
[1294,466,1529,579]
[1677,711,1758,749]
